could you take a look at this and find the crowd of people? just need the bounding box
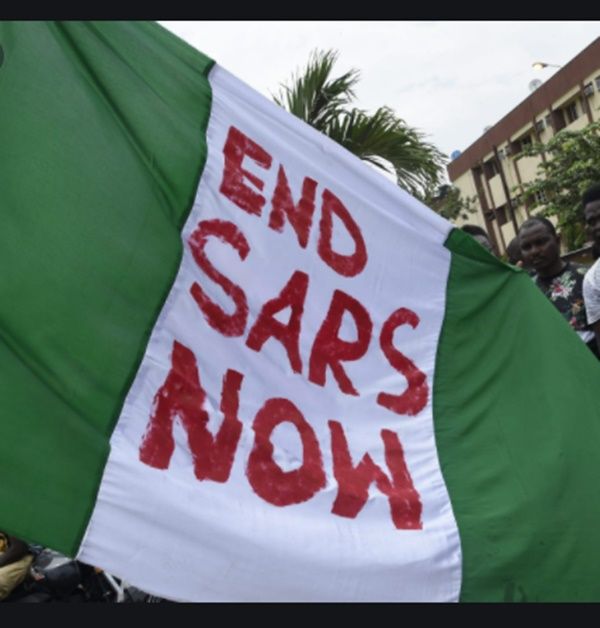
[462,182,600,359]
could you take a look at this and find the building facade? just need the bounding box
[447,37,600,255]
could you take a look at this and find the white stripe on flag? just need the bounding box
[77,65,461,602]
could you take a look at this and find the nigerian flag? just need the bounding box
[2,21,600,602]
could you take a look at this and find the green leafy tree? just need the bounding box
[422,184,477,222]
[519,121,600,249]
[273,49,447,198]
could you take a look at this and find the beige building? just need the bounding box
[447,37,600,255]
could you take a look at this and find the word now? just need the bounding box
[139,340,423,530]
[138,122,427,530]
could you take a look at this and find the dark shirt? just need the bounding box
[532,262,593,341]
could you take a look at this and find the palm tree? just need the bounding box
[273,49,447,198]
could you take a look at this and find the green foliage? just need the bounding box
[422,184,477,222]
[274,49,447,197]
[273,50,358,131]
[519,121,600,249]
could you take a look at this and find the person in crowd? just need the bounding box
[506,236,523,266]
[506,235,535,273]
[518,216,598,357]
[460,224,494,254]
[0,531,33,601]
[581,183,600,355]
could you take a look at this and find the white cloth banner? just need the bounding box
[78,65,461,602]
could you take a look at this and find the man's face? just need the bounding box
[584,200,600,247]
[519,223,560,275]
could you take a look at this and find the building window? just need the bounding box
[495,205,508,226]
[534,119,545,135]
[564,100,579,124]
[595,76,600,91]
[484,158,499,180]
[552,109,566,132]
[519,135,532,151]
[583,83,595,97]
[534,190,547,205]
[511,134,532,157]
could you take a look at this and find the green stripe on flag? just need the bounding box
[0,21,213,555]
[435,228,600,601]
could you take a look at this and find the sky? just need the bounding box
[161,21,600,167]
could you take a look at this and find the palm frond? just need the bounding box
[273,50,446,198]
[327,106,446,196]
[273,49,359,131]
